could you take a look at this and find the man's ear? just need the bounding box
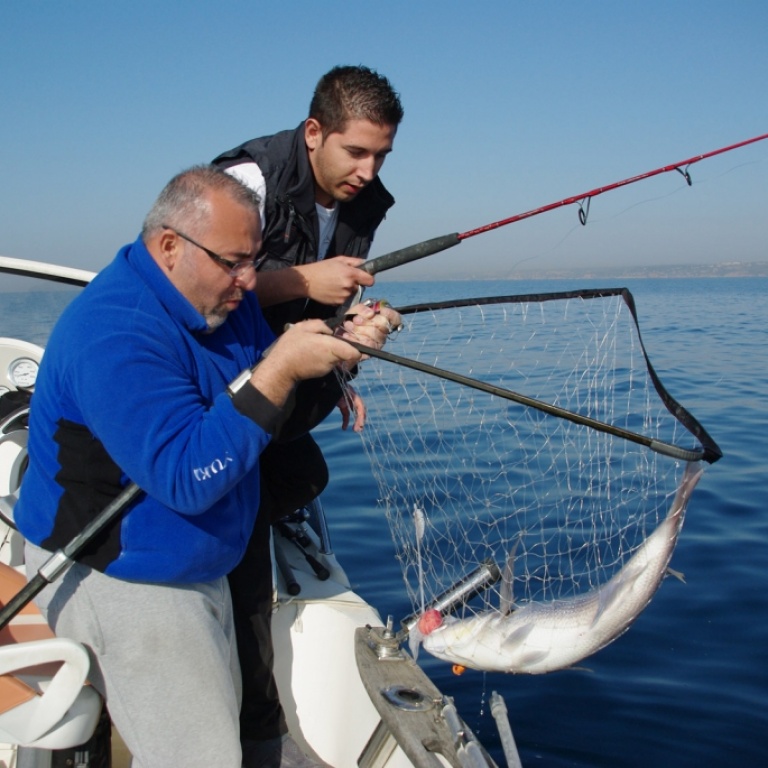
[157,229,181,269]
[305,118,323,150]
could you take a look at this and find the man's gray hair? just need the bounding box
[142,165,261,238]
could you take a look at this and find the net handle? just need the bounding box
[348,341,704,462]
[382,287,722,465]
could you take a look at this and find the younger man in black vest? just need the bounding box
[213,66,404,768]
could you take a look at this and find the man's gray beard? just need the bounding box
[204,309,228,333]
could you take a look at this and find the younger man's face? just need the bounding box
[305,118,396,208]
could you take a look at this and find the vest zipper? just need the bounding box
[283,200,296,244]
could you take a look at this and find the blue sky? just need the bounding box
[2,1,766,280]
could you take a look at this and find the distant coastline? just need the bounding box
[3,260,767,293]
[383,260,768,282]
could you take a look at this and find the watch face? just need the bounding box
[228,367,254,395]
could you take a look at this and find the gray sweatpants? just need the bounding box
[24,542,243,768]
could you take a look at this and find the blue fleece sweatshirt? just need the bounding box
[15,237,279,583]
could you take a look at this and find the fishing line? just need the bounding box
[360,132,768,278]
[508,149,766,272]
[344,288,721,464]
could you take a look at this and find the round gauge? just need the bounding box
[9,357,39,389]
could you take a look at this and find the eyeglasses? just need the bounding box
[162,224,262,278]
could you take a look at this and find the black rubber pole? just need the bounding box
[0,483,143,630]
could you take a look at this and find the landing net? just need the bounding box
[344,288,720,669]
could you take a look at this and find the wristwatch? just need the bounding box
[226,367,255,398]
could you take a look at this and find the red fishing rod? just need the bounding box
[362,132,768,276]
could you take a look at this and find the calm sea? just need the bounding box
[2,276,766,766]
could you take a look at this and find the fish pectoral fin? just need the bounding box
[499,621,535,652]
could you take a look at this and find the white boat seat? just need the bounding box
[0,561,102,749]
[0,426,27,517]
[0,411,31,566]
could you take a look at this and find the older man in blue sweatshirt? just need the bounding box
[15,165,400,768]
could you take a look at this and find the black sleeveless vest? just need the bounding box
[212,123,395,332]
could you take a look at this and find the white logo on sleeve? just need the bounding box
[193,454,235,481]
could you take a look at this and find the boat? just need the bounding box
[0,255,514,768]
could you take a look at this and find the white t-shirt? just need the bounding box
[315,201,339,260]
[226,161,338,260]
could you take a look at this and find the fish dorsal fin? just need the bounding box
[499,538,520,615]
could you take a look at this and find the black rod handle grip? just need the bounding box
[361,233,461,276]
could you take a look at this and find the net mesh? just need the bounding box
[342,289,717,669]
